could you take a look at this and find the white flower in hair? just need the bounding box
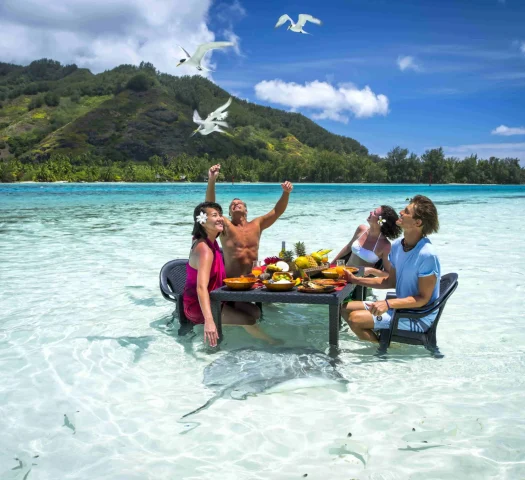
[377,216,386,226]
[196,211,208,224]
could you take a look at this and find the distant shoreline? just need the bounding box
[6,181,518,186]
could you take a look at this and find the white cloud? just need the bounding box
[254,79,389,123]
[215,0,246,22]
[521,42,525,55]
[222,29,242,56]
[0,0,239,75]
[491,125,525,136]
[443,143,525,162]
[397,55,421,72]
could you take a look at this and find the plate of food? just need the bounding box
[223,277,259,291]
[310,279,346,287]
[297,281,336,294]
[263,279,296,292]
[322,266,359,279]
[345,266,359,274]
[271,272,294,282]
[321,268,340,279]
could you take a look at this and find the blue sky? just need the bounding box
[210,0,525,162]
[1,0,524,162]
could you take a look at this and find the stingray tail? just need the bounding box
[180,377,250,420]
[181,392,223,419]
[181,400,212,419]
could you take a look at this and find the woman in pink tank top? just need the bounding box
[183,202,279,347]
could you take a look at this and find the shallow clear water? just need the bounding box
[1,183,525,479]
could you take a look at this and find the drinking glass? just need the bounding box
[335,259,346,277]
[251,260,263,277]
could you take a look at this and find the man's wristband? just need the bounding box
[385,299,391,309]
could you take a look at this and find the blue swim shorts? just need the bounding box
[363,302,429,332]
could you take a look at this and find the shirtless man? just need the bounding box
[205,164,293,277]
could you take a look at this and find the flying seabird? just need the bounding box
[274,14,322,34]
[204,97,232,122]
[192,110,229,136]
[191,97,233,136]
[176,42,234,71]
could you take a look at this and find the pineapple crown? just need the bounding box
[283,250,294,262]
[294,241,306,257]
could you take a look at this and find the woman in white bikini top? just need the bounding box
[333,205,402,277]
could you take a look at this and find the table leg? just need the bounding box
[211,300,223,343]
[329,304,340,348]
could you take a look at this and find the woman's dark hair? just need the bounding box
[191,201,223,239]
[411,195,439,236]
[379,205,402,240]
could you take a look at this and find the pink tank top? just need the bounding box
[183,238,225,324]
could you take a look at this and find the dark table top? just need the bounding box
[210,283,355,305]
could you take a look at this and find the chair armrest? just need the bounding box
[387,278,458,318]
[393,298,443,317]
[160,283,178,302]
[378,299,439,335]
[386,292,397,300]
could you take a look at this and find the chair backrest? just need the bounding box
[438,273,459,304]
[159,259,188,303]
[427,272,458,333]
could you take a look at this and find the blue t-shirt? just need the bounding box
[388,237,441,328]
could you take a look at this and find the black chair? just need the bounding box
[159,259,194,336]
[376,273,459,358]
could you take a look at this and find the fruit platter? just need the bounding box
[261,241,333,280]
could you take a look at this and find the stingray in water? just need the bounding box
[181,347,348,420]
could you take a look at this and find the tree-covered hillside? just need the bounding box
[0,59,523,183]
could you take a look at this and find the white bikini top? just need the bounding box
[350,229,381,264]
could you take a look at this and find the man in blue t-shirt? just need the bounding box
[342,195,441,343]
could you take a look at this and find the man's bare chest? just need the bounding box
[222,225,260,249]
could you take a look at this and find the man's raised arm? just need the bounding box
[257,181,293,231]
[205,164,220,202]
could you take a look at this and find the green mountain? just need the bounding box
[0,59,523,183]
[0,59,373,177]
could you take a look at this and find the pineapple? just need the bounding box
[305,255,319,268]
[294,241,318,268]
[283,250,294,263]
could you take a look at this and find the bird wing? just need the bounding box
[177,45,191,59]
[192,42,234,64]
[214,111,229,121]
[193,110,204,125]
[206,97,232,121]
[275,14,293,28]
[297,14,322,27]
[216,96,232,113]
[214,121,229,128]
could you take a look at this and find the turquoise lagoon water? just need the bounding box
[1,183,525,479]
